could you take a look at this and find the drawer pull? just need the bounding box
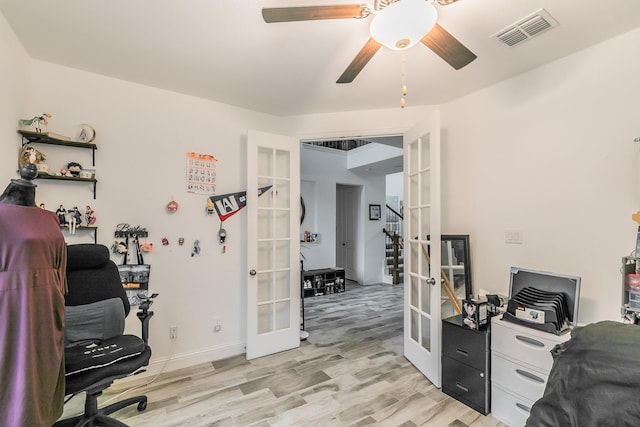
[456,348,469,357]
[515,368,544,383]
[455,382,469,393]
[515,335,545,348]
[516,403,531,413]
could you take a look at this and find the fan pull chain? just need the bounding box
[400,52,407,109]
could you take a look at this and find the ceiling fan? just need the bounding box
[262,0,477,84]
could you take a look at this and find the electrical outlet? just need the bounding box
[214,318,221,332]
[169,326,178,340]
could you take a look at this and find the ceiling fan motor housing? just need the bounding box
[369,0,438,50]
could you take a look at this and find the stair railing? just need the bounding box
[384,203,404,285]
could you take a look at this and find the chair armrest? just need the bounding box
[136,293,159,344]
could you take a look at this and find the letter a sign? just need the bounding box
[209,185,272,222]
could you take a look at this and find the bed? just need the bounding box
[525,320,640,426]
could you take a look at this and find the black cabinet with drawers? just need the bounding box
[442,315,490,415]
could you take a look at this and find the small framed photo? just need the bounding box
[369,204,381,221]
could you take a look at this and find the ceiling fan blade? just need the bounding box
[420,23,477,70]
[262,5,366,23]
[337,38,382,84]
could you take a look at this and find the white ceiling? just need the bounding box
[2,0,640,117]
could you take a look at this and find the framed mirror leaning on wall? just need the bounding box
[440,235,472,319]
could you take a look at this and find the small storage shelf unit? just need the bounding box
[491,317,570,426]
[18,130,98,199]
[301,268,346,297]
[442,314,491,415]
[622,256,640,313]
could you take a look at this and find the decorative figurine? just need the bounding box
[167,200,179,213]
[66,162,83,177]
[18,113,51,132]
[85,205,96,225]
[191,240,201,257]
[67,206,82,234]
[18,146,47,171]
[55,205,67,226]
[71,206,82,225]
[206,199,215,215]
[115,241,128,254]
[57,168,72,177]
[161,237,169,246]
[76,124,96,143]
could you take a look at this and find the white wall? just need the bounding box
[300,144,386,284]
[386,171,403,209]
[19,58,290,372]
[439,28,640,324]
[0,12,29,185]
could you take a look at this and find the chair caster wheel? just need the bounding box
[137,401,148,411]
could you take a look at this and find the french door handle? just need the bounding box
[249,269,257,276]
[426,277,436,285]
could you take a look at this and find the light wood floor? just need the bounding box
[62,282,506,426]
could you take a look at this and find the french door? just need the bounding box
[403,112,442,387]
[246,130,300,360]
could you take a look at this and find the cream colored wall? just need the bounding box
[0,11,29,185]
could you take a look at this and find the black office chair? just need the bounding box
[55,244,157,427]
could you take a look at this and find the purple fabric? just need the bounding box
[0,203,66,427]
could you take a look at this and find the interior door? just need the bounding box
[403,111,442,387]
[246,129,300,360]
[335,184,359,281]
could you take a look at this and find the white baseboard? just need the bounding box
[130,340,245,380]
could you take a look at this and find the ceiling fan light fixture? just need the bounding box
[369,0,438,51]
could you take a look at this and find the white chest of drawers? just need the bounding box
[490,317,570,426]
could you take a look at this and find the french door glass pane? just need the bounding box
[275,301,290,330]
[421,315,431,351]
[410,242,419,275]
[420,171,431,205]
[420,207,431,239]
[420,135,430,167]
[258,210,272,239]
[421,278,431,314]
[274,240,290,269]
[258,178,273,208]
[409,208,419,240]
[257,303,273,334]
[421,244,430,278]
[257,272,273,303]
[410,275,419,308]
[409,174,419,206]
[258,147,273,176]
[275,150,290,178]
[411,309,419,342]
[409,141,418,172]
[257,241,273,271]
[275,179,291,208]
[274,210,290,239]
[275,271,290,299]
